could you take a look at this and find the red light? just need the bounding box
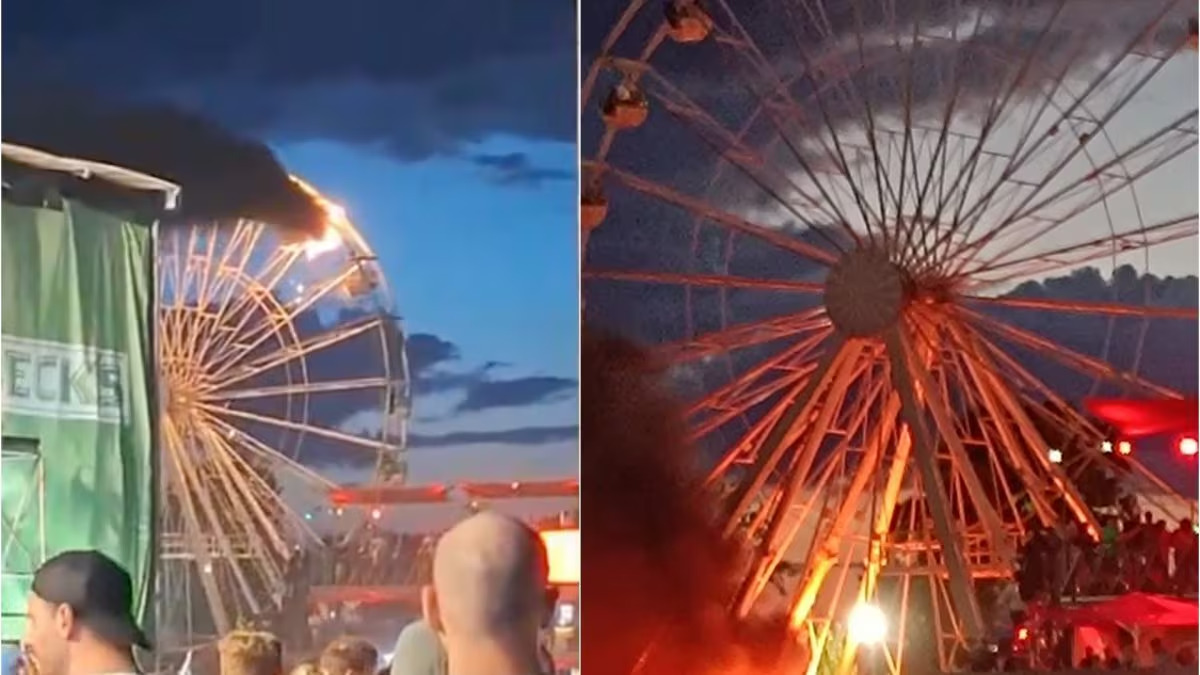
[1117,440,1133,456]
[1178,437,1199,457]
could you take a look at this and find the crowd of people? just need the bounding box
[1016,497,1198,603]
[14,511,563,675]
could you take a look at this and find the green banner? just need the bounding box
[1,198,156,641]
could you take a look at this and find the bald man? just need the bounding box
[421,513,553,675]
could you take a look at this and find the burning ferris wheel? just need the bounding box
[583,0,1197,672]
[157,178,410,647]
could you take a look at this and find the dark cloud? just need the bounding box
[3,91,326,232]
[405,333,461,375]
[300,425,577,469]
[472,152,574,187]
[405,333,576,412]
[457,376,578,413]
[409,425,578,449]
[5,0,575,160]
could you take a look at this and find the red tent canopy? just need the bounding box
[1084,398,1198,439]
[327,483,451,506]
[460,479,579,499]
[308,585,421,607]
[1049,593,1199,629]
[326,479,578,505]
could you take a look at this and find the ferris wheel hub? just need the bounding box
[823,247,907,338]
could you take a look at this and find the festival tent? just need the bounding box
[1063,593,1199,629]
[1085,398,1199,439]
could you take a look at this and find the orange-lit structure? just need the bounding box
[156,176,410,651]
[583,1,1197,672]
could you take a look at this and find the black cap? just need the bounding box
[31,551,150,650]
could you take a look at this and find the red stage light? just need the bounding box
[1116,440,1133,456]
[1177,436,1199,457]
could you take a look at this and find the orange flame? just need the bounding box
[288,174,348,259]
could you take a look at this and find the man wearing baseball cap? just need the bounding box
[22,551,149,675]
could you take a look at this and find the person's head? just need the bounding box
[389,621,445,675]
[421,513,550,655]
[318,637,377,675]
[218,631,282,675]
[22,550,149,675]
[288,662,319,675]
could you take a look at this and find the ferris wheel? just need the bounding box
[156,178,410,648]
[583,0,1197,672]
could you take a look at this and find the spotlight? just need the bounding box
[847,602,887,645]
[1178,436,1198,457]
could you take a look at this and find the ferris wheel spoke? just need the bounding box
[197,411,338,491]
[658,307,828,363]
[738,344,878,573]
[196,461,281,609]
[689,360,818,443]
[947,321,1108,535]
[199,244,303,367]
[705,8,895,244]
[961,214,1198,289]
[171,426,265,613]
[703,375,807,487]
[913,0,1077,270]
[947,9,1186,267]
[939,324,1077,530]
[162,421,234,634]
[586,268,824,294]
[898,322,1016,565]
[211,377,391,402]
[955,113,1198,275]
[966,294,1197,320]
[626,63,858,236]
[194,423,293,564]
[884,325,986,641]
[782,387,901,628]
[206,263,358,381]
[686,328,830,419]
[962,307,1182,399]
[893,8,1018,272]
[970,337,1188,507]
[721,336,854,537]
[201,402,402,455]
[212,315,386,393]
[585,161,840,266]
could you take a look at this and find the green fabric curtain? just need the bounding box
[1,198,156,641]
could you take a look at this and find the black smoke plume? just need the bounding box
[3,87,325,233]
[581,329,789,675]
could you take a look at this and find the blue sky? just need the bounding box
[278,137,578,379]
[277,137,579,527]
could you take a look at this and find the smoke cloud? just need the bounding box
[581,329,789,675]
[3,87,326,233]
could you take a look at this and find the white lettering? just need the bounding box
[0,336,130,425]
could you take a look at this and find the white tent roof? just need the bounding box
[2,142,181,210]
